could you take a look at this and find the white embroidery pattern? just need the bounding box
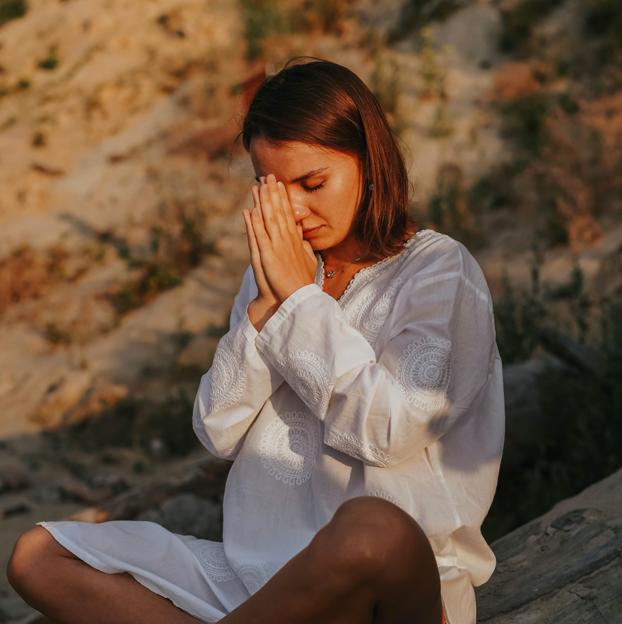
[281,350,331,415]
[317,229,436,307]
[397,336,451,411]
[206,332,247,412]
[324,429,390,466]
[236,562,273,594]
[259,411,321,485]
[193,541,236,582]
[348,278,407,346]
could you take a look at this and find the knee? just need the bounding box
[7,526,56,593]
[313,496,431,580]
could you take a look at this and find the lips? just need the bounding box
[303,225,322,234]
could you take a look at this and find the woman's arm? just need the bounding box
[253,243,497,467]
[192,264,286,461]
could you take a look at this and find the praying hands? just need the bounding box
[242,173,317,331]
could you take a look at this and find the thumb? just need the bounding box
[302,240,317,264]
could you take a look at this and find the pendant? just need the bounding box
[326,270,336,279]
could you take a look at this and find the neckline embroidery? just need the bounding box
[315,229,436,306]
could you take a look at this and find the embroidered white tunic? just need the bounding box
[37,228,504,624]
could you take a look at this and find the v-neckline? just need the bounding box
[315,229,434,305]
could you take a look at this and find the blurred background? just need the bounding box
[0,0,620,621]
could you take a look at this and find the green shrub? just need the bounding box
[497,92,554,155]
[582,0,622,45]
[240,0,287,62]
[44,321,71,345]
[484,297,622,541]
[46,390,201,459]
[495,259,548,365]
[427,165,486,250]
[498,0,565,54]
[110,261,182,315]
[467,165,519,214]
[0,0,27,26]
[387,0,463,44]
[103,203,217,317]
[38,55,58,71]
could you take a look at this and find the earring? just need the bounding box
[368,183,374,191]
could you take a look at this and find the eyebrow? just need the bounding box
[254,167,328,184]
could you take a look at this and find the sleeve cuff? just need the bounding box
[256,283,324,344]
[240,300,260,343]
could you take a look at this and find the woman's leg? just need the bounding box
[7,526,203,624]
[8,496,442,624]
[220,496,443,624]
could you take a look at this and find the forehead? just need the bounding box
[249,136,359,178]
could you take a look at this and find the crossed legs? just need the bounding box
[7,496,443,624]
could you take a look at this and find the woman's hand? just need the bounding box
[242,183,279,307]
[243,173,317,305]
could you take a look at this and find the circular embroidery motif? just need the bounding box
[397,336,451,411]
[236,562,272,595]
[286,350,331,414]
[347,279,406,346]
[208,334,247,412]
[192,541,236,582]
[259,411,321,485]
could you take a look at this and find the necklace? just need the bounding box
[323,254,367,279]
[322,234,411,279]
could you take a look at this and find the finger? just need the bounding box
[244,209,274,299]
[251,192,271,252]
[277,180,299,235]
[252,184,269,231]
[266,174,289,231]
[243,208,262,275]
[259,176,282,240]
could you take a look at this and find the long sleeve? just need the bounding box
[254,244,496,467]
[192,264,285,461]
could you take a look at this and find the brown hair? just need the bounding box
[237,57,418,261]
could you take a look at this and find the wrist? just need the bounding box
[247,297,280,332]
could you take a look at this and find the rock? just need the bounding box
[87,455,231,523]
[0,587,41,624]
[0,460,30,494]
[86,471,130,496]
[476,467,622,622]
[28,484,63,504]
[2,501,32,518]
[136,493,222,540]
[501,357,566,471]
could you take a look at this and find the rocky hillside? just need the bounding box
[1,0,620,621]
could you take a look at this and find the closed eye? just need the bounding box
[303,182,325,193]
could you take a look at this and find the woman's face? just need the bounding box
[249,136,364,250]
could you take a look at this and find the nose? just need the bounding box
[288,194,312,222]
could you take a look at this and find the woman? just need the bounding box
[7,58,504,624]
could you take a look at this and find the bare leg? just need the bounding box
[8,497,442,624]
[221,496,442,624]
[7,527,203,624]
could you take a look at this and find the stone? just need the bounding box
[136,493,222,540]
[476,468,622,622]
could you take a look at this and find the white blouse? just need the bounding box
[192,228,505,624]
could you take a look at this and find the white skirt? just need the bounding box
[36,520,252,623]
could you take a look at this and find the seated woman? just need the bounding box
[7,57,504,624]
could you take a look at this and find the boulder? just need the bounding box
[476,467,622,622]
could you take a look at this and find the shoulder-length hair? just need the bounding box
[237,57,418,261]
